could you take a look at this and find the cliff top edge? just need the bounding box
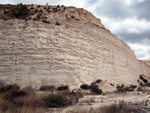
[0,4,104,27]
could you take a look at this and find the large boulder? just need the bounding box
[96,81,116,93]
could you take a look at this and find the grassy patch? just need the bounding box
[44,94,67,108]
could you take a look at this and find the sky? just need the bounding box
[1,0,150,60]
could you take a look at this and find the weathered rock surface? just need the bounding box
[96,81,116,93]
[0,5,150,88]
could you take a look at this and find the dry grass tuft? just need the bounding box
[0,84,46,113]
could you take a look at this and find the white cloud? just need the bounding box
[98,17,150,34]
[0,0,90,8]
[0,0,14,4]
[128,42,150,60]
[123,0,132,5]
[128,28,141,34]
[137,0,145,3]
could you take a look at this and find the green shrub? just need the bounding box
[57,85,69,91]
[80,83,103,94]
[39,85,55,92]
[55,22,61,26]
[95,79,102,83]
[0,84,20,93]
[117,87,134,92]
[11,3,30,18]
[44,94,67,108]
[80,84,90,90]
[4,90,27,101]
[130,85,137,88]
[90,85,103,94]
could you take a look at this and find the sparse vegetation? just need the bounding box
[42,20,50,24]
[117,87,134,92]
[37,5,41,8]
[57,85,69,91]
[66,103,135,113]
[0,84,20,93]
[0,84,83,113]
[80,84,90,90]
[95,79,102,84]
[39,85,55,92]
[36,13,42,19]
[61,91,83,104]
[53,8,58,11]
[119,101,125,110]
[80,82,103,95]
[0,84,46,113]
[117,85,135,92]
[11,3,30,18]
[44,94,67,108]
[56,21,61,26]
[0,81,150,113]
[90,84,103,94]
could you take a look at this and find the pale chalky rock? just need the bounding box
[0,5,150,89]
[96,81,117,93]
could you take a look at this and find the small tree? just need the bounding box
[11,3,30,18]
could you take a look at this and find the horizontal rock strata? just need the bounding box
[0,5,150,88]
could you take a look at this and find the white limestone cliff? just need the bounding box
[0,5,150,88]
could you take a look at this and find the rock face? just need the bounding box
[96,81,116,93]
[0,5,150,88]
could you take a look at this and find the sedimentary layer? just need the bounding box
[0,5,150,88]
